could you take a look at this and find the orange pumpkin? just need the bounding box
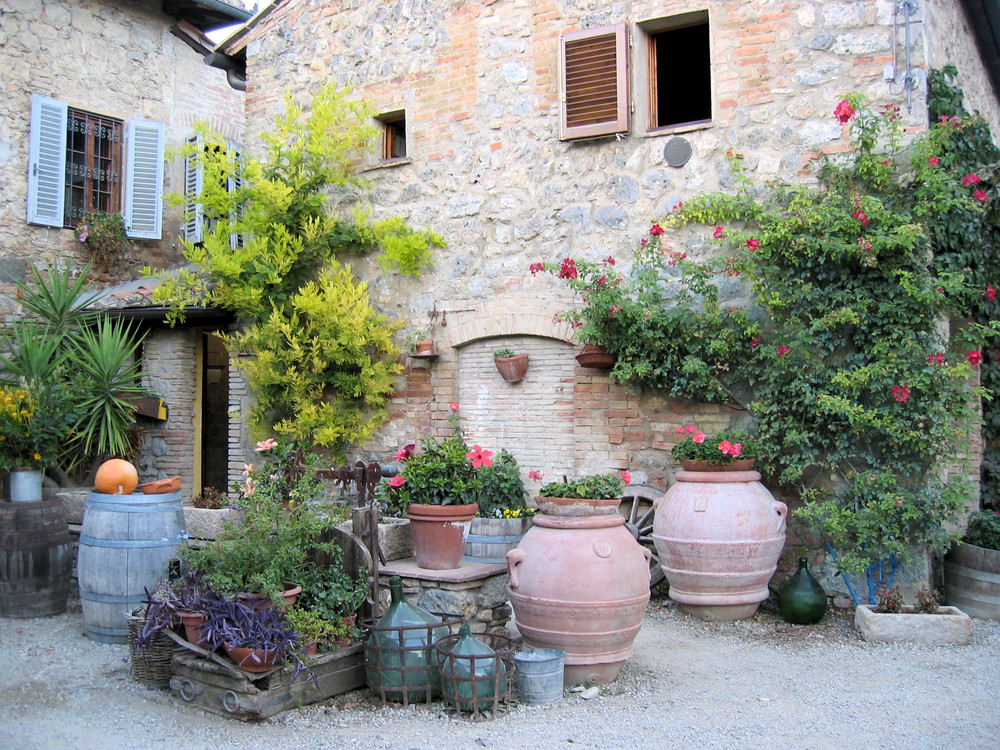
[94,458,139,495]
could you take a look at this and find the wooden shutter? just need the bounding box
[559,23,629,141]
[183,134,204,244]
[26,95,68,227]
[124,119,165,239]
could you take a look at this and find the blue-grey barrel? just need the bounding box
[78,490,185,644]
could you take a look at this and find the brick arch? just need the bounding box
[439,297,575,350]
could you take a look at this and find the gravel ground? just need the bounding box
[2,591,999,750]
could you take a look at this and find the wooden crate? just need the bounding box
[169,642,366,720]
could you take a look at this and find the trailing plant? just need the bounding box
[537,472,629,500]
[142,82,445,460]
[77,211,132,274]
[534,85,999,600]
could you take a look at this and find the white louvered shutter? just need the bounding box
[123,119,165,239]
[26,95,68,227]
[227,140,244,250]
[183,133,204,243]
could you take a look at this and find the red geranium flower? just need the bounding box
[692,433,706,444]
[713,226,726,239]
[621,470,632,484]
[388,476,406,488]
[649,224,665,237]
[834,100,855,123]
[968,351,984,366]
[746,238,760,251]
[891,384,909,403]
[987,285,997,301]
[974,189,989,202]
[776,345,790,357]
[962,173,982,186]
[529,262,544,275]
[558,258,578,279]
[927,353,945,365]
[928,156,940,166]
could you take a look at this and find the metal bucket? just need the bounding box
[514,648,564,705]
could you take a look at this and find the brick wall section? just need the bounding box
[138,328,198,499]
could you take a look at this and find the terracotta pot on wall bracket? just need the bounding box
[575,345,615,369]
[406,502,478,570]
[493,354,528,383]
[410,340,437,358]
[652,462,787,622]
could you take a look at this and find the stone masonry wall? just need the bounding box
[233,0,996,583]
[0,0,245,295]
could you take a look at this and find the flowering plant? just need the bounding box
[0,382,77,470]
[384,404,527,515]
[671,426,757,465]
[537,471,629,500]
[529,256,628,347]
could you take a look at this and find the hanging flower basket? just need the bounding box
[575,345,615,369]
[494,354,528,383]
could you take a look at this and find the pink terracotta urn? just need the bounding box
[652,462,787,621]
[506,497,650,685]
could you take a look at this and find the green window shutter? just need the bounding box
[26,95,68,227]
[559,23,630,141]
[124,119,165,239]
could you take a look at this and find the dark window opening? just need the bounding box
[65,109,123,226]
[650,21,711,129]
[380,113,407,160]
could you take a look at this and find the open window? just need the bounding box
[377,110,408,162]
[638,11,712,132]
[27,95,164,238]
[559,23,630,141]
[183,134,243,249]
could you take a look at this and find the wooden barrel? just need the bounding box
[0,500,72,618]
[464,516,532,564]
[78,490,185,643]
[944,542,1000,619]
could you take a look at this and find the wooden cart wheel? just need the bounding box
[619,484,665,588]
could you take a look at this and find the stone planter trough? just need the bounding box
[854,604,972,646]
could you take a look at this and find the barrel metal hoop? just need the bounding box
[79,535,179,549]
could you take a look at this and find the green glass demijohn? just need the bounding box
[778,557,828,625]
[439,623,506,711]
[365,575,447,702]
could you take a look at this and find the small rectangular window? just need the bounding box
[378,111,407,161]
[642,12,712,131]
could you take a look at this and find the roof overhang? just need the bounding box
[160,0,251,33]
[960,0,1000,104]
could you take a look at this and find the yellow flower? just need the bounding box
[33,453,41,461]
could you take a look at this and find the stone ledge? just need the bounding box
[854,605,972,646]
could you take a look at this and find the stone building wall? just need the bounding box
[0,0,245,288]
[227,0,997,586]
[0,0,245,498]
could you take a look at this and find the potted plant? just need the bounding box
[384,404,491,569]
[653,424,787,621]
[180,438,350,604]
[466,449,533,563]
[944,509,1000,618]
[535,470,628,516]
[855,586,971,645]
[0,382,77,501]
[134,570,223,651]
[76,211,132,276]
[285,606,356,655]
[492,347,528,383]
[199,595,310,676]
[405,330,435,357]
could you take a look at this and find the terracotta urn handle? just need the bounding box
[507,548,527,589]
[773,501,788,533]
[642,546,653,562]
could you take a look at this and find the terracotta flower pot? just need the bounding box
[238,583,302,611]
[493,354,528,383]
[575,345,615,369]
[652,463,787,621]
[405,502,478,570]
[223,642,283,672]
[179,610,209,648]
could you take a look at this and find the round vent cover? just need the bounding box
[664,137,692,167]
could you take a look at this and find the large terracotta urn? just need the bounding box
[506,497,650,685]
[652,461,787,621]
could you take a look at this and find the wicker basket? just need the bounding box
[125,610,176,688]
